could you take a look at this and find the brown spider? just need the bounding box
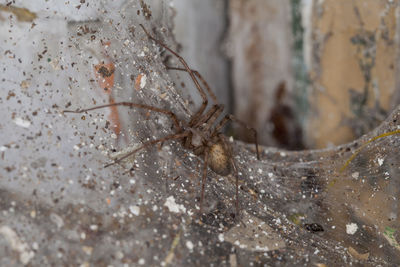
[64,24,260,216]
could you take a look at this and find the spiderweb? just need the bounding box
[0,1,399,266]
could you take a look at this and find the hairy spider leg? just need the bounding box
[193,104,219,127]
[64,102,182,132]
[166,66,218,104]
[200,105,225,134]
[104,132,188,167]
[200,148,209,214]
[181,104,220,148]
[213,114,260,160]
[220,135,240,216]
[231,157,240,216]
[166,67,260,161]
[193,104,224,130]
[139,24,209,127]
[64,103,188,166]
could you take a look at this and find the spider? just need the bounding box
[64,24,260,216]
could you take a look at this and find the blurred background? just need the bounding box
[170,0,400,150]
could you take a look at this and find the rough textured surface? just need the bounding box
[1,1,400,266]
[306,0,399,148]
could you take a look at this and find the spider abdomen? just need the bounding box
[208,142,231,176]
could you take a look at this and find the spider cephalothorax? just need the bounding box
[65,24,260,216]
[185,128,232,175]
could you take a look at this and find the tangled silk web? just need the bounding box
[108,98,400,266]
[1,3,399,264]
[245,109,400,264]
[59,21,400,265]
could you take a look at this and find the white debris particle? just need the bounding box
[346,223,358,235]
[218,233,224,242]
[268,172,273,178]
[164,196,186,213]
[0,226,34,265]
[73,145,80,150]
[140,74,147,88]
[0,146,7,152]
[82,246,93,255]
[377,157,384,166]
[186,240,194,250]
[255,245,270,251]
[351,172,359,179]
[116,251,124,259]
[111,133,117,139]
[50,213,64,229]
[152,205,158,211]
[138,258,145,265]
[89,224,98,231]
[257,168,262,174]
[233,240,247,249]
[229,136,234,142]
[32,242,39,250]
[14,117,31,128]
[129,205,140,216]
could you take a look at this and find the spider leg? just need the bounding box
[139,24,208,127]
[231,157,240,217]
[166,66,218,104]
[200,104,224,134]
[64,102,182,132]
[105,132,188,168]
[186,104,224,145]
[220,136,240,217]
[181,105,221,149]
[200,147,209,214]
[213,115,260,160]
[192,104,223,129]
